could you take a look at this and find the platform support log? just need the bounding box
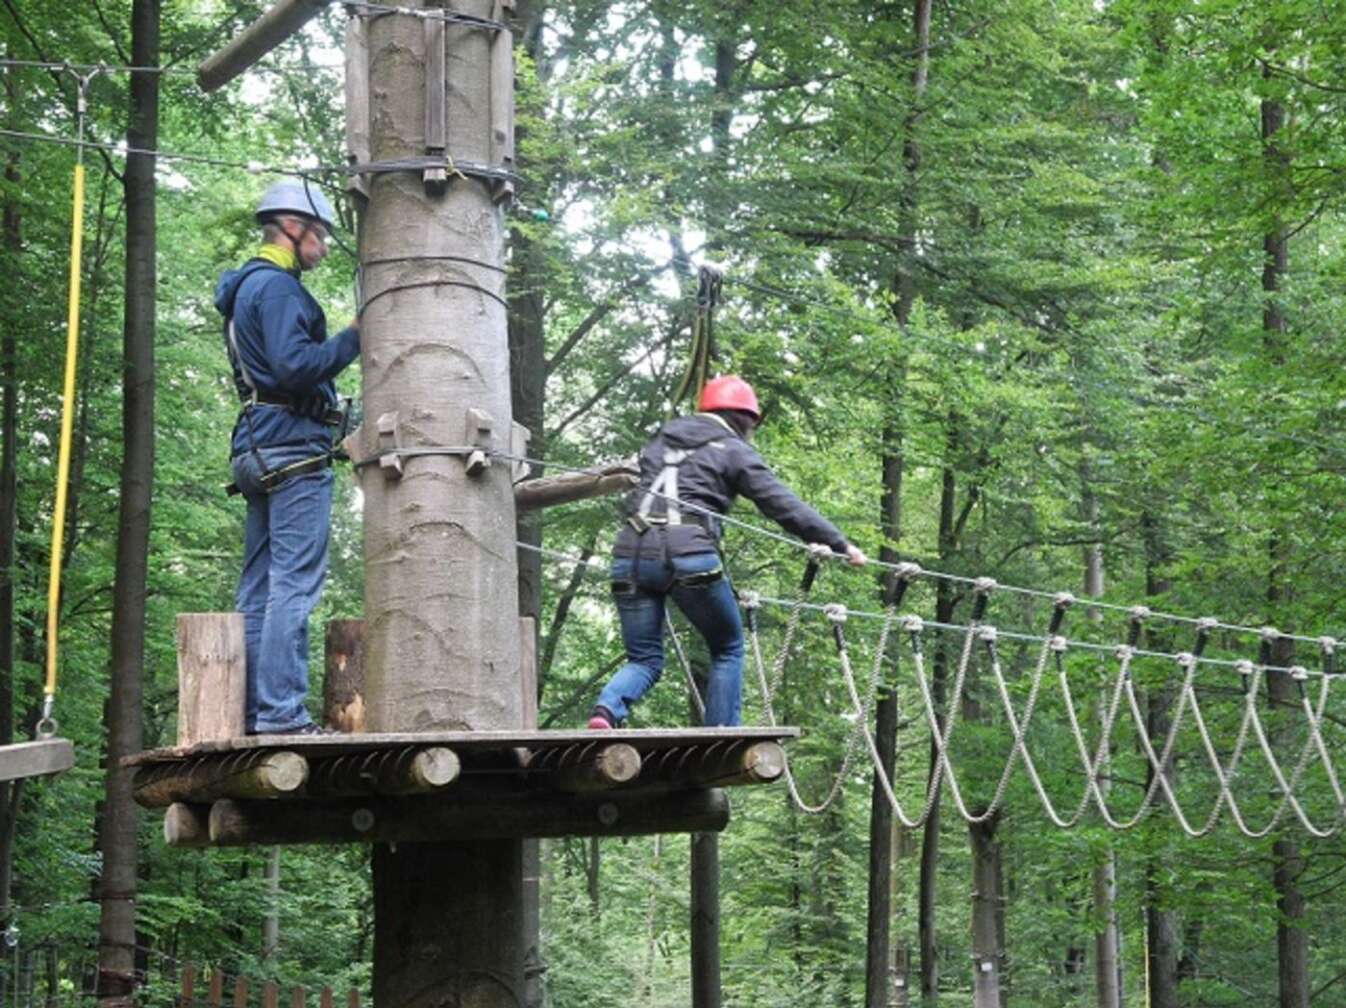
[134,750,308,807]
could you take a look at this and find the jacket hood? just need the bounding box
[214,259,286,319]
[660,413,738,449]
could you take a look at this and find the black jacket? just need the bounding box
[613,413,849,559]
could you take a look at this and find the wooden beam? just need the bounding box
[197,0,335,93]
[638,740,786,788]
[163,803,211,848]
[198,788,730,847]
[176,612,245,745]
[305,746,460,797]
[133,750,308,808]
[0,738,75,782]
[541,742,641,792]
[513,461,638,512]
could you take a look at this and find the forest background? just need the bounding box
[2,0,1346,1005]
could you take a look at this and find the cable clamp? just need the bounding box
[1049,635,1068,653]
[900,615,924,635]
[1196,616,1219,633]
[1319,636,1337,656]
[894,561,923,579]
[977,625,998,644]
[1289,665,1309,682]
[1113,644,1134,661]
[1175,652,1197,669]
[973,576,997,595]
[1234,659,1255,677]
[1053,592,1075,609]
[1260,626,1282,642]
[822,603,848,625]
[1128,605,1151,621]
[738,590,761,611]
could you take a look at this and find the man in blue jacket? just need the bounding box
[590,375,866,729]
[215,179,360,735]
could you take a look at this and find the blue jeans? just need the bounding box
[597,551,745,726]
[232,443,333,733]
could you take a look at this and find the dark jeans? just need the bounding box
[597,550,744,726]
[232,444,332,733]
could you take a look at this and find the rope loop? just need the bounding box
[1053,591,1076,609]
[1260,626,1283,643]
[1197,616,1219,633]
[1319,636,1337,656]
[977,625,999,644]
[1114,644,1135,661]
[1290,665,1310,682]
[1235,659,1255,677]
[901,615,925,635]
[1049,635,1068,653]
[1175,652,1197,670]
[822,603,849,625]
[973,576,998,595]
[1128,605,1151,621]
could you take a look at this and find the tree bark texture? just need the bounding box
[360,0,521,735]
[97,5,158,1000]
[968,815,1002,1008]
[690,830,721,1008]
[360,4,523,1005]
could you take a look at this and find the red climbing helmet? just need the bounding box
[698,375,761,422]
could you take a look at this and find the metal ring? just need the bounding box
[36,716,58,739]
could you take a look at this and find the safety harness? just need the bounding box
[222,260,347,496]
[615,418,732,593]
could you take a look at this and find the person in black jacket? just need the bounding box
[589,375,866,729]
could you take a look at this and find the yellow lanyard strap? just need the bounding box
[39,154,86,739]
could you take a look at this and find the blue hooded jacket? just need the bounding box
[214,260,360,456]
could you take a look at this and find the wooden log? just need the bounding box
[262,980,279,1008]
[205,788,730,846]
[323,620,366,733]
[0,738,75,782]
[513,461,638,512]
[164,803,211,847]
[320,987,334,1008]
[208,968,224,1007]
[134,750,308,808]
[178,961,195,1008]
[291,985,306,1008]
[305,746,460,797]
[535,742,641,793]
[233,976,249,1008]
[176,613,245,745]
[638,740,786,788]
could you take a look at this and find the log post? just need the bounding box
[305,746,461,797]
[360,2,524,1005]
[324,620,366,733]
[176,613,245,745]
[544,743,641,792]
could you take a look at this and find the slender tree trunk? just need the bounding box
[968,815,1002,1008]
[96,6,158,1002]
[1080,478,1121,1008]
[0,65,22,927]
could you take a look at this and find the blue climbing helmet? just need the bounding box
[254,178,338,232]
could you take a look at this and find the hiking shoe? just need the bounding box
[587,706,615,730]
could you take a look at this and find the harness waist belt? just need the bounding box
[627,512,715,534]
[225,454,332,496]
[242,391,344,427]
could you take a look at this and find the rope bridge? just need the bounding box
[513,455,1346,840]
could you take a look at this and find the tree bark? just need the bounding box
[96,5,158,1000]
[361,3,523,1004]
[968,815,1002,1008]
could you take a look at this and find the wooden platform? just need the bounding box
[124,727,798,848]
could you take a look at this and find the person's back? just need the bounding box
[591,376,865,729]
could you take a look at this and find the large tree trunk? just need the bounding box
[362,3,524,1005]
[96,5,158,1002]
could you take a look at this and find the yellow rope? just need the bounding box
[41,161,84,735]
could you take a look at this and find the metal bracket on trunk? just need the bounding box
[423,15,448,196]
[464,408,493,476]
[377,411,404,480]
